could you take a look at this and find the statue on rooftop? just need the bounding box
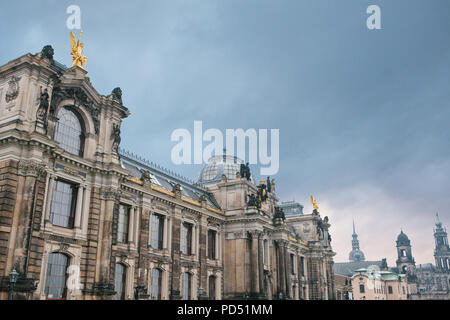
[70,31,87,68]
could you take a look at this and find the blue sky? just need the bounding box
[1,0,449,265]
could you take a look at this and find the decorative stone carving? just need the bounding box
[111,123,121,153]
[172,184,182,199]
[112,87,123,104]
[303,222,311,234]
[18,160,46,177]
[140,170,151,187]
[40,45,54,60]
[273,206,286,225]
[35,88,49,135]
[50,86,100,134]
[239,163,251,180]
[100,187,119,201]
[5,76,20,103]
[59,242,70,254]
[247,193,260,209]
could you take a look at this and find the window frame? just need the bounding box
[54,106,85,157]
[151,268,163,300]
[207,229,217,260]
[44,252,69,300]
[50,179,79,229]
[208,275,216,300]
[181,222,193,256]
[117,204,131,244]
[114,263,127,300]
[182,272,192,300]
[151,214,165,250]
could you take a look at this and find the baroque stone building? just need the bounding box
[0,46,335,300]
[414,214,450,299]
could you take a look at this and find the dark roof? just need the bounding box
[333,261,384,277]
[396,231,410,246]
[119,149,221,211]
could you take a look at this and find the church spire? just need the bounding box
[349,219,365,262]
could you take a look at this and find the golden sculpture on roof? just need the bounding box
[70,31,87,68]
[311,195,319,212]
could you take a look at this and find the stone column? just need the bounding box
[7,160,45,276]
[170,208,182,300]
[216,231,220,260]
[284,244,291,298]
[278,241,287,296]
[250,232,260,294]
[166,217,172,251]
[134,207,140,245]
[74,186,84,228]
[81,186,91,234]
[128,206,135,243]
[258,233,264,295]
[44,174,55,224]
[98,187,117,285]
[40,173,51,226]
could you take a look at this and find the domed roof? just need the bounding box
[197,155,252,184]
[396,230,410,245]
[349,249,366,262]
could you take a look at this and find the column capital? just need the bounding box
[18,160,46,177]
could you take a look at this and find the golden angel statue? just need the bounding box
[310,195,319,212]
[70,31,87,68]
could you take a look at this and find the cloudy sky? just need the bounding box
[1,0,449,265]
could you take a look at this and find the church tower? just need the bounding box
[348,220,365,262]
[434,213,450,272]
[396,230,416,275]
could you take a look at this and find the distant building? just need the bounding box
[414,214,450,300]
[334,274,352,300]
[349,221,365,262]
[333,221,385,299]
[351,269,409,300]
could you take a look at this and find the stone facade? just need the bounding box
[413,214,450,300]
[351,269,409,300]
[0,47,335,300]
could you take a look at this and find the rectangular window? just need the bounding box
[290,254,295,275]
[208,230,217,260]
[388,286,393,294]
[50,180,78,228]
[151,214,165,250]
[181,223,193,255]
[117,204,130,243]
[299,256,305,276]
[360,284,365,293]
[151,269,162,300]
[182,272,192,300]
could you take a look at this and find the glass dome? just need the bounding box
[197,155,252,184]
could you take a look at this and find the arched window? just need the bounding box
[54,107,84,156]
[182,272,192,300]
[151,268,162,300]
[114,263,127,300]
[208,275,216,300]
[45,253,69,299]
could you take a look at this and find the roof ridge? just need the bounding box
[119,147,207,191]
